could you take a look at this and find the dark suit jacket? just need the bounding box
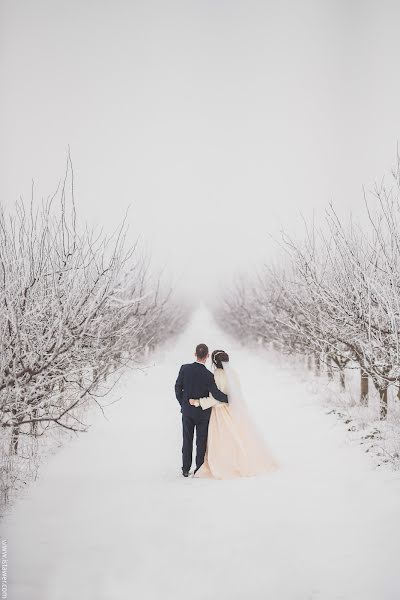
[175,362,228,417]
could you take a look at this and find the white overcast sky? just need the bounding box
[1,0,400,298]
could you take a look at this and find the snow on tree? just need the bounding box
[0,157,189,506]
[217,155,400,424]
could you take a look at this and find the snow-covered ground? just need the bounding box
[2,308,400,600]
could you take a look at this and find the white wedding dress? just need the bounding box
[194,365,278,479]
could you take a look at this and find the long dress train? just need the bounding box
[194,367,278,479]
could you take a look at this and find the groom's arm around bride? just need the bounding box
[175,363,228,412]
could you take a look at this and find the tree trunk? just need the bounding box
[10,409,20,454]
[339,369,346,391]
[326,355,334,380]
[379,387,388,420]
[10,425,19,454]
[307,354,313,372]
[360,369,369,406]
[30,407,38,435]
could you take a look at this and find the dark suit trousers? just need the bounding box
[182,411,210,472]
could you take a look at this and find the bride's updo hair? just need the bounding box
[212,349,229,369]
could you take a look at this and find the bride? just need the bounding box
[190,349,278,479]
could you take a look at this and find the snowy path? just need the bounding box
[3,310,400,600]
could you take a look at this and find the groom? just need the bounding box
[175,343,228,477]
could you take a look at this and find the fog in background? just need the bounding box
[1,0,400,300]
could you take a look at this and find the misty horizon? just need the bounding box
[2,0,400,299]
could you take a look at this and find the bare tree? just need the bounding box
[0,156,189,507]
[217,155,400,423]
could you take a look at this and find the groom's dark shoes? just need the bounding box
[182,469,189,478]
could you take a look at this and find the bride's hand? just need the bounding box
[189,399,196,405]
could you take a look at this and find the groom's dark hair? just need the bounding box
[196,343,209,360]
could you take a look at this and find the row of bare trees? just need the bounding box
[0,158,188,506]
[216,157,400,421]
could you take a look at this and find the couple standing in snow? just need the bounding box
[174,343,277,479]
